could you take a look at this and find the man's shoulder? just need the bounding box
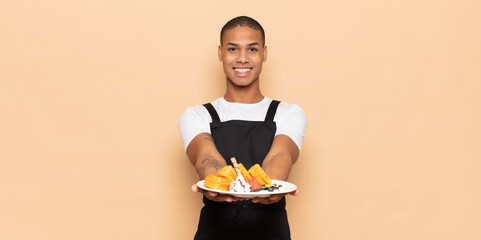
[277,101,305,116]
[180,105,209,123]
[182,98,222,113]
[278,100,303,109]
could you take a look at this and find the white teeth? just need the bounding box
[234,68,251,73]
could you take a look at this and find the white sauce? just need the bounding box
[229,175,251,192]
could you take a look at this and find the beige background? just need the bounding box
[1,0,480,239]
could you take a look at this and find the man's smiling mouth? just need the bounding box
[233,68,252,73]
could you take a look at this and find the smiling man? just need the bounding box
[179,16,307,240]
[220,26,266,93]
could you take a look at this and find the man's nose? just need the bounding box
[236,50,248,63]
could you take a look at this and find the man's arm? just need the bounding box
[187,133,240,202]
[186,133,226,180]
[252,134,300,204]
[262,134,300,180]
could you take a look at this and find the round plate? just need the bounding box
[197,179,297,198]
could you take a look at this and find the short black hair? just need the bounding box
[220,16,265,46]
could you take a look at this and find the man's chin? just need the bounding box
[227,78,257,88]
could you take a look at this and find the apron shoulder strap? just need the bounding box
[203,103,221,123]
[264,100,280,122]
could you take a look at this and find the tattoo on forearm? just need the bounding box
[198,158,225,179]
[201,158,225,170]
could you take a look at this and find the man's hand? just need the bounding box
[191,184,298,204]
[191,184,241,202]
[251,189,299,204]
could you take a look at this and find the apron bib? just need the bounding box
[194,100,291,240]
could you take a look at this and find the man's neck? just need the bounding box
[223,81,264,104]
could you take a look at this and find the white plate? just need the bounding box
[197,179,297,198]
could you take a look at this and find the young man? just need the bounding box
[179,16,306,240]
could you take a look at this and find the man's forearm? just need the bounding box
[261,135,299,181]
[187,133,228,180]
[262,152,293,181]
[195,156,227,180]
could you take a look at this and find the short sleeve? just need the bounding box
[274,104,307,151]
[178,107,211,151]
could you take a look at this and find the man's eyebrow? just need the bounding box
[226,42,260,46]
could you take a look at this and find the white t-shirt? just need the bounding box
[179,97,307,151]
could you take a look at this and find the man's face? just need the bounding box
[218,26,267,87]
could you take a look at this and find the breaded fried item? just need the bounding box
[248,164,272,185]
[204,174,231,191]
[215,165,237,182]
[237,163,251,182]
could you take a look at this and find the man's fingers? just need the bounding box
[207,191,218,197]
[191,184,200,193]
[224,196,233,202]
[289,189,299,196]
[191,184,238,203]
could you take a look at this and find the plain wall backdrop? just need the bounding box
[1,0,480,239]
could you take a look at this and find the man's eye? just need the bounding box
[228,48,236,51]
[249,48,258,52]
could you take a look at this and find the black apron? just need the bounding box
[194,100,291,240]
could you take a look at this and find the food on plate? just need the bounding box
[248,164,272,185]
[229,174,250,192]
[229,158,251,192]
[237,163,252,182]
[252,183,283,192]
[248,176,261,191]
[215,165,237,182]
[204,174,231,191]
[203,157,282,194]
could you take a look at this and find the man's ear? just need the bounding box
[218,45,223,61]
[263,45,268,62]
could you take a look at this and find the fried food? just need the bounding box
[215,165,237,182]
[204,174,231,191]
[203,159,273,192]
[248,164,272,185]
[237,163,251,181]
